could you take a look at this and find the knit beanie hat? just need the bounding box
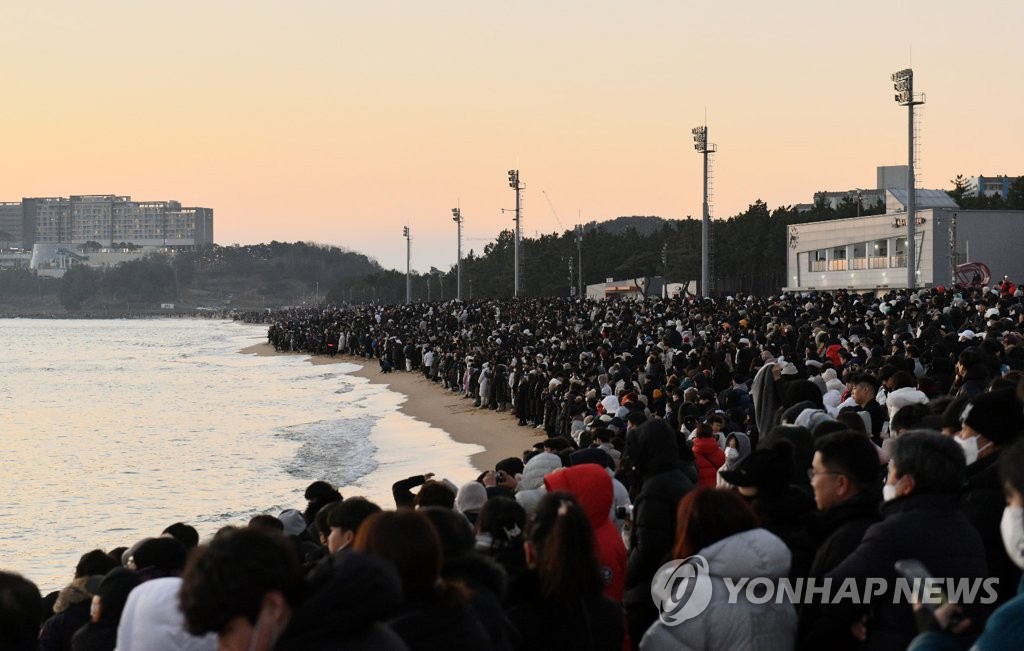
[961,389,1024,445]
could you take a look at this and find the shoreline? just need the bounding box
[239,342,544,474]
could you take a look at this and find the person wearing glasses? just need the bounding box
[798,430,884,650]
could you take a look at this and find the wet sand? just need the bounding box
[239,343,544,473]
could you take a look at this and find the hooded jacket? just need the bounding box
[751,361,780,438]
[544,464,627,602]
[515,453,562,515]
[640,528,796,651]
[623,420,695,644]
[716,432,752,488]
[885,386,929,421]
[41,578,93,651]
[115,578,217,651]
[691,437,726,488]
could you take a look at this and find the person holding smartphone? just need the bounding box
[908,438,1024,650]
[824,431,988,651]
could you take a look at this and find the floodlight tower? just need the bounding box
[692,126,716,298]
[402,226,411,304]
[508,169,523,297]
[575,224,583,298]
[451,207,463,301]
[892,68,925,290]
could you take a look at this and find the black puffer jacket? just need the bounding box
[962,452,1022,606]
[623,419,695,646]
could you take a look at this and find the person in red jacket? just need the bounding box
[544,463,627,603]
[692,423,726,488]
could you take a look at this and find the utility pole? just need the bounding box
[403,226,411,304]
[508,169,522,297]
[892,68,925,290]
[661,242,669,299]
[451,207,463,301]
[692,126,716,298]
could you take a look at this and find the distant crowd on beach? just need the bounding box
[7,282,1024,650]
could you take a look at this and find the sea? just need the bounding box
[0,318,482,592]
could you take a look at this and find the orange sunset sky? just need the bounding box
[1,1,1020,272]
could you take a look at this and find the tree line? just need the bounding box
[5,175,1020,311]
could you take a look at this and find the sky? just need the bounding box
[1,1,1021,273]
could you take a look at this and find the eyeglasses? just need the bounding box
[808,469,843,481]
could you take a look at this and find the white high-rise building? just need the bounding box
[13,195,213,249]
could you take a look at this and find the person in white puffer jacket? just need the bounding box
[514,452,563,515]
[640,487,796,651]
[885,370,929,422]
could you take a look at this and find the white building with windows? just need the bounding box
[785,208,1024,293]
[17,195,213,250]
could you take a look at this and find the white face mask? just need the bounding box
[883,474,905,502]
[955,434,991,466]
[882,483,898,502]
[1000,506,1024,570]
[725,447,739,460]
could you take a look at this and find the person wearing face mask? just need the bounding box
[825,431,989,651]
[958,388,1024,606]
[716,432,752,487]
[907,438,1024,650]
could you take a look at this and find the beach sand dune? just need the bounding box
[240,343,543,473]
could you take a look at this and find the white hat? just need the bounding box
[959,329,977,340]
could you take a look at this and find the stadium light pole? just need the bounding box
[575,224,583,298]
[692,126,716,298]
[402,226,411,304]
[508,169,522,297]
[892,68,924,290]
[451,207,463,301]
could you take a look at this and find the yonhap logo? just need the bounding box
[650,555,713,625]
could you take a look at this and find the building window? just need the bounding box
[828,245,847,271]
[891,237,907,268]
[851,242,867,270]
[809,249,827,272]
[870,239,888,269]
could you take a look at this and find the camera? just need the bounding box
[615,505,634,520]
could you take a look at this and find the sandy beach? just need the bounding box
[239,342,544,473]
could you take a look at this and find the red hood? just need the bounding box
[544,464,612,528]
[692,437,722,454]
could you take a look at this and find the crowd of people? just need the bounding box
[6,282,1024,650]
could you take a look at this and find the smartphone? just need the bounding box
[894,559,963,627]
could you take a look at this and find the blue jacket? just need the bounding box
[908,578,1024,651]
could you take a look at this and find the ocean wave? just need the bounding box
[277,418,380,488]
